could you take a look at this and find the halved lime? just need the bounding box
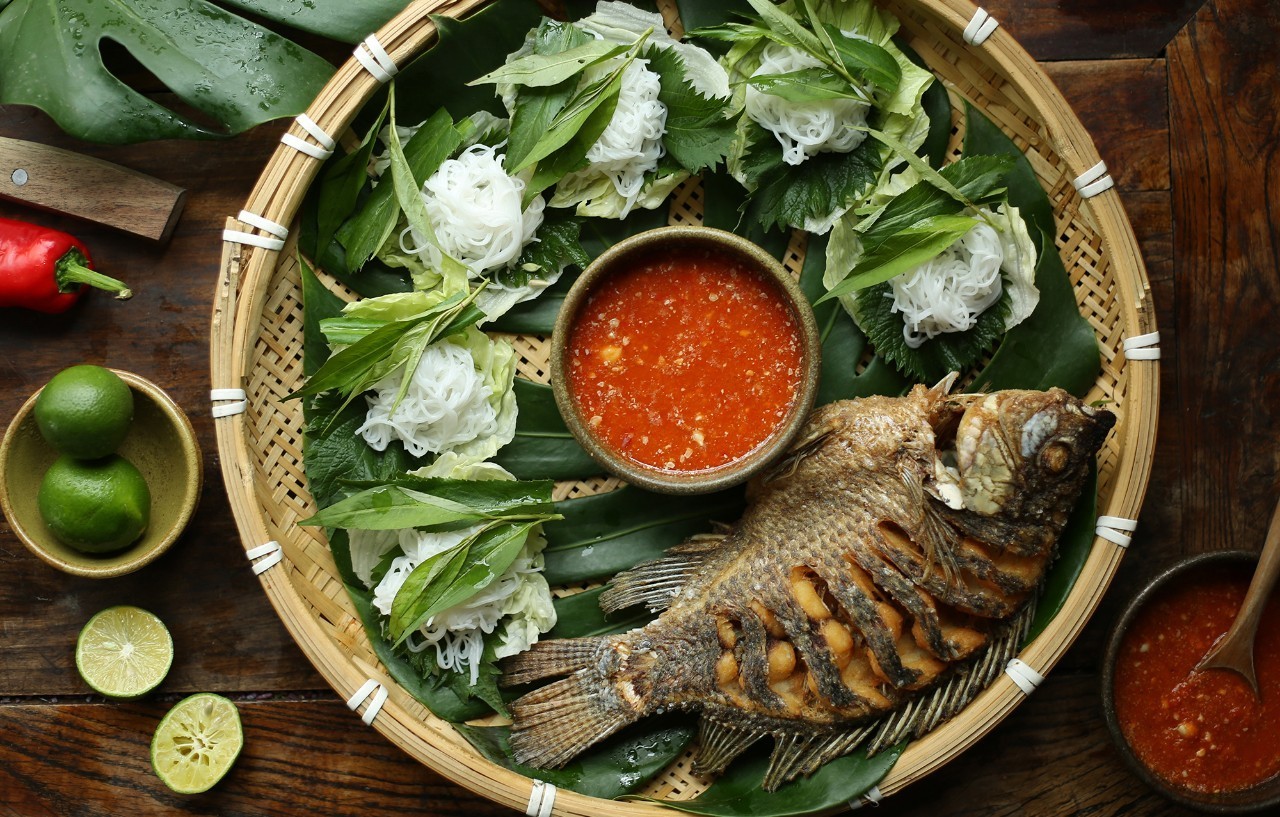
[151,693,243,794]
[75,606,173,699]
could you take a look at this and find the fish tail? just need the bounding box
[500,636,612,687]
[508,667,640,768]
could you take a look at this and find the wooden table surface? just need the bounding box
[1,0,1277,814]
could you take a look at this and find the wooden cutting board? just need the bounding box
[0,136,186,243]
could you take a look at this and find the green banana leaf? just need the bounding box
[0,0,384,143]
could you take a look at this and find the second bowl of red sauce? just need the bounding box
[551,226,821,494]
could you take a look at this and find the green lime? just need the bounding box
[37,454,151,553]
[75,605,173,699]
[33,364,134,459]
[151,693,243,794]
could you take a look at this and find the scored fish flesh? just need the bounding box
[503,378,1115,789]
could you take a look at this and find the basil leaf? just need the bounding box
[492,379,601,480]
[470,39,627,88]
[327,530,490,723]
[336,107,461,274]
[303,477,557,531]
[820,25,902,93]
[543,486,746,585]
[858,155,1014,249]
[315,102,389,260]
[820,214,979,301]
[744,0,825,59]
[743,68,869,103]
[511,48,633,174]
[507,20,596,170]
[523,85,622,204]
[391,521,541,644]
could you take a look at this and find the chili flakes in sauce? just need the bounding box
[566,248,803,473]
[1113,565,1280,794]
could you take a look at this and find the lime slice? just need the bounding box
[151,693,243,794]
[75,606,173,698]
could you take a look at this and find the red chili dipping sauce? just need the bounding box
[1113,565,1280,794]
[565,247,803,473]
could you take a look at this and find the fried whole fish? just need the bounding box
[503,379,1115,789]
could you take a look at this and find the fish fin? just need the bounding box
[500,636,612,687]
[864,597,1037,755]
[600,533,727,614]
[692,710,769,776]
[509,670,639,768]
[762,728,872,791]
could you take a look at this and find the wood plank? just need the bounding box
[983,0,1205,62]
[1168,0,1280,556]
[1044,60,1170,192]
[0,107,324,696]
[0,698,507,816]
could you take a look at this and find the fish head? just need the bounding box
[943,388,1116,516]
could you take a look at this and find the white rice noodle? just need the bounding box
[369,523,546,686]
[401,143,545,278]
[403,551,546,685]
[887,216,1006,348]
[745,40,872,166]
[357,340,498,458]
[564,58,668,216]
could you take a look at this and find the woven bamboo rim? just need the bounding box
[210,0,1159,813]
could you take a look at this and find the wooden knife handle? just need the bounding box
[0,136,187,243]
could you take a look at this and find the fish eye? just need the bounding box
[1041,441,1072,473]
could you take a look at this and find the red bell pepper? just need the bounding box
[0,217,133,314]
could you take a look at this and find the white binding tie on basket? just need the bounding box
[963,8,999,46]
[354,34,399,83]
[1004,658,1045,695]
[246,540,283,575]
[526,780,558,817]
[1097,515,1139,548]
[1073,160,1115,199]
[346,679,388,726]
[281,114,336,160]
[849,784,884,809]
[1123,331,1161,361]
[210,387,247,418]
[223,210,288,252]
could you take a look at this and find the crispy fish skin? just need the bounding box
[503,380,1115,786]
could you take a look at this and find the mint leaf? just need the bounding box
[644,47,736,172]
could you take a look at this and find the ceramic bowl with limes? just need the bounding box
[0,369,202,578]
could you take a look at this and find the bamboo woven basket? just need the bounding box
[211,0,1159,813]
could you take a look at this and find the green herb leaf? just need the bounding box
[543,486,746,585]
[470,39,627,88]
[507,20,596,170]
[743,68,869,103]
[645,47,737,173]
[314,102,389,260]
[820,25,902,92]
[857,155,1014,249]
[819,214,978,301]
[511,47,634,174]
[336,107,462,274]
[327,530,491,723]
[391,520,542,645]
[492,379,601,480]
[523,86,622,204]
[744,0,826,60]
[744,128,883,231]
[301,477,557,531]
[548,587,656,639]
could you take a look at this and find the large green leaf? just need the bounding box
[493,379,601,481]
[543,486,745,585]
[0,0,334,143]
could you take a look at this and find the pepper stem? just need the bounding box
[54,248,133,300]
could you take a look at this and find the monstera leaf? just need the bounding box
[0,0,409,143]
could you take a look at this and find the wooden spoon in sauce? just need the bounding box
[1194,497,1280,697]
